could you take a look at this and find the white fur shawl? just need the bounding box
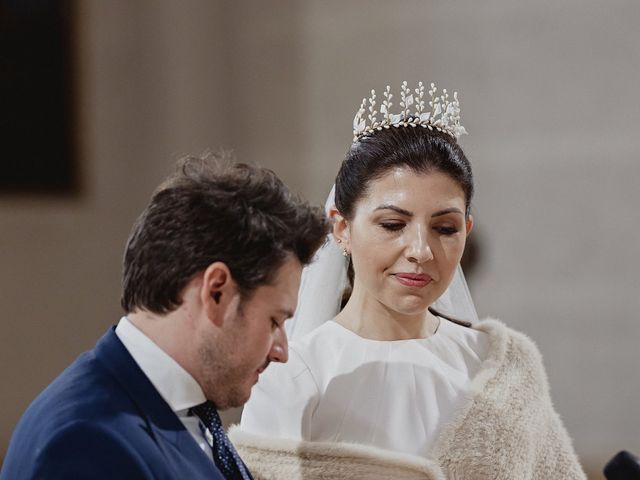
[229,320,586,479]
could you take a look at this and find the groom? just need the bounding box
[0,154,327,479]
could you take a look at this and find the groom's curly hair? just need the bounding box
[121,152,328,314]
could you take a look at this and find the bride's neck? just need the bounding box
[335,288,439,341]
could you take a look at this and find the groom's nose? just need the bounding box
[268,326,289,363]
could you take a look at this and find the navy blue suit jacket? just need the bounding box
[1,328,226,479]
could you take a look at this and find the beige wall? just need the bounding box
[2,1,639,476]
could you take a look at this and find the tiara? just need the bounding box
[352,81,467,142]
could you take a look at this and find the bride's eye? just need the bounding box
[433,225,459,235]
[379,222,405,232]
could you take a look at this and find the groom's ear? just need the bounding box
[329,207,350,247]
[200,262,238,327]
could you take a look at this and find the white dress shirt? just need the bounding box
[115,317,213,462]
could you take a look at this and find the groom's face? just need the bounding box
[199,256,301,409]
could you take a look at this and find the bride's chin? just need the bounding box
[385,288,448,314]
[385,296,431,316]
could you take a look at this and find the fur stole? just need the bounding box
[229,319,586,479]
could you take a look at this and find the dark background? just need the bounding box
[0,0,77,194]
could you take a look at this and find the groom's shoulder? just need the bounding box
[15,341,133,439]
[1,343,150,479]
[1,416,155,479]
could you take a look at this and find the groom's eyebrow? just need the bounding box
[278,308,295,318]
[374,204,413,216]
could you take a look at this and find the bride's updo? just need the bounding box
[334,127,474,219]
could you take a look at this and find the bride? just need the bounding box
[231,82,586,479]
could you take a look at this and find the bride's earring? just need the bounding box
[336,239,350,257]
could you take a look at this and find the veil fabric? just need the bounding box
[286,186,479,342]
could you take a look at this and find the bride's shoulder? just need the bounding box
[472,318,549,383]
[474,318,542,355]
[288,321,352,373]
[291,320,345,351]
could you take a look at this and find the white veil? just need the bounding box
[286,186,479,342]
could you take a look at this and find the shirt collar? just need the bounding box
[115,316,206,413]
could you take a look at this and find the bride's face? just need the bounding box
[334,166,473,316]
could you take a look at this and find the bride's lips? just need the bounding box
[394,273,432,287]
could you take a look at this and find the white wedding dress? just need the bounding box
[240,317,489,458]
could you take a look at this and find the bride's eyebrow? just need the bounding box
[373,204,413,216]
[432,207,464,217]
[374,205,463,218]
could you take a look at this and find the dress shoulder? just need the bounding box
[241,347,320,440]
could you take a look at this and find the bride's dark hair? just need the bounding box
[335,127,473,219]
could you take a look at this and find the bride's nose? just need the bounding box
[405,224,433,263]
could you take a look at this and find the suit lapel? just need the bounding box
[92,328,221,477]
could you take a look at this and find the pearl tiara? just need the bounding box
[352,81,467,142]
